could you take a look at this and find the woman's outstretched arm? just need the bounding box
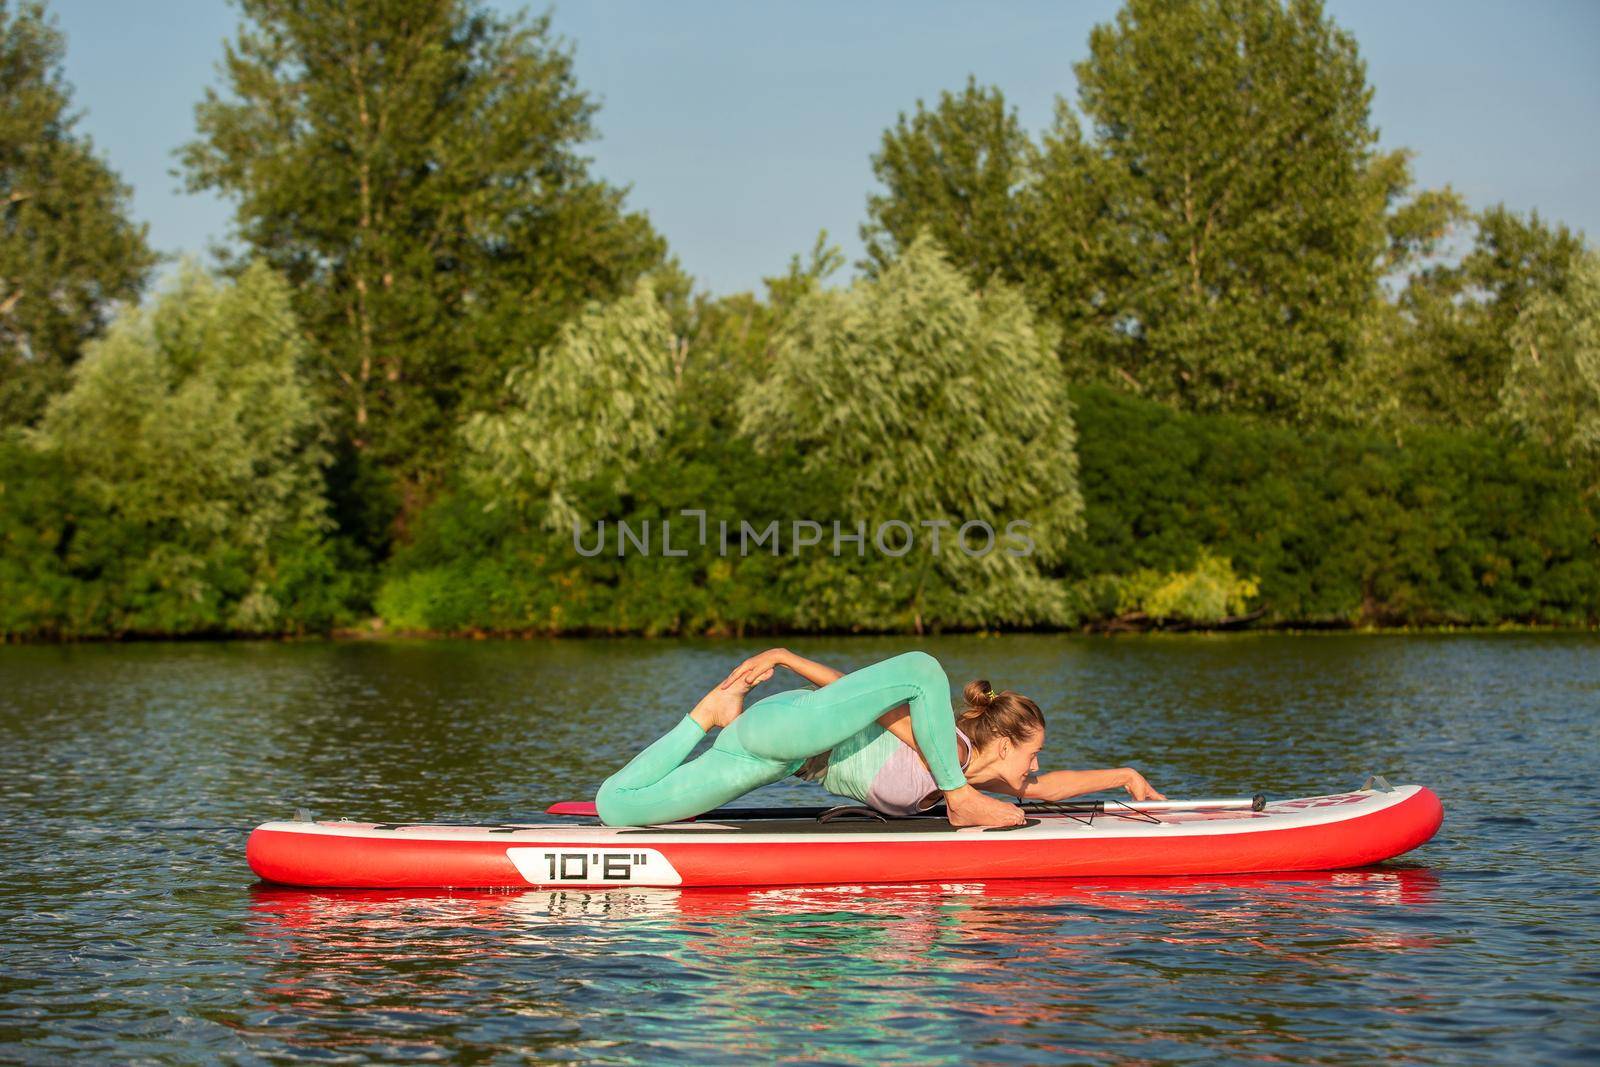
[1013,768,1166,803]
[720,647,842,690]
[775,650,844,688]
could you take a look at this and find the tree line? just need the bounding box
[1,0,1595,639]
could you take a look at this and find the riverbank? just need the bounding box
[12,617,1596,645]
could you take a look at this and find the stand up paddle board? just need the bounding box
[246,783,1443,889]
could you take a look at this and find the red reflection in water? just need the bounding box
[249,867,1439,927]
[246,868,1440,967]
[242,867,1442,1055]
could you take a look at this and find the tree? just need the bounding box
[178,0,665,510]
[0,0,155,427]
[1392,206,1587,429]
[1500,248,1600,485]
[857,2,1459,427]
[462,278,677,530]
[859,81,1128,378]
[1026,99,1129,381]
[673,230,846,426]
[741,232,1084,630]
[861,77,1040,291]
[29,261,342,634]
[1066,0,1398,424]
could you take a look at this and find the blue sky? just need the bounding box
[48,0,1600,298]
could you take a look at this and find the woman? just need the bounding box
[595,649,1164,827]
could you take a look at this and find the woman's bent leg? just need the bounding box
[595,715,793,826]
[731,650,966,791]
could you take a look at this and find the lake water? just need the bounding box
[1,633,1596,1063]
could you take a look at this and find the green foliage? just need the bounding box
[1067,0,1394,423]
[1392,206,1588,430]
[861,77,1040,288]
[378,422,839,636]
[0,0,156,427]
[1499,248,1600,486]
[670,232,845,429]
[860,0,1461,429]
[462,279,678,530]
[1066,384,1600,626]
[0,433,80,637]
[1026,100,1129,370]
[178,0,665,501]
[741,232,1084,628]
[1112,552,1260,623]
[384,235,1088,637]
[381,378,1598,635]
[381,247,1596,638]
[7,0,1594,640]
[11,261,357,636]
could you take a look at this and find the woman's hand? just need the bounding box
[719,648,792,691]
[944,784,1026,828]
[1119,768,1166,802]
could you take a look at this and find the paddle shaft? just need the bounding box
[545,794,1266,821]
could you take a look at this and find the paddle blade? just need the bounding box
[546,801,598,816]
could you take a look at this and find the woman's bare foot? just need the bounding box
[688,665,772,731]
[688,685,748,731]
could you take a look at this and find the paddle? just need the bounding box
[545,794,1266,821]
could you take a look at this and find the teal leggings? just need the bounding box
[595,650,966,826]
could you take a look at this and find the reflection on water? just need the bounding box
[1,632,1597,1062]
[248,868,1443,929]
[240,870,1446,1063]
